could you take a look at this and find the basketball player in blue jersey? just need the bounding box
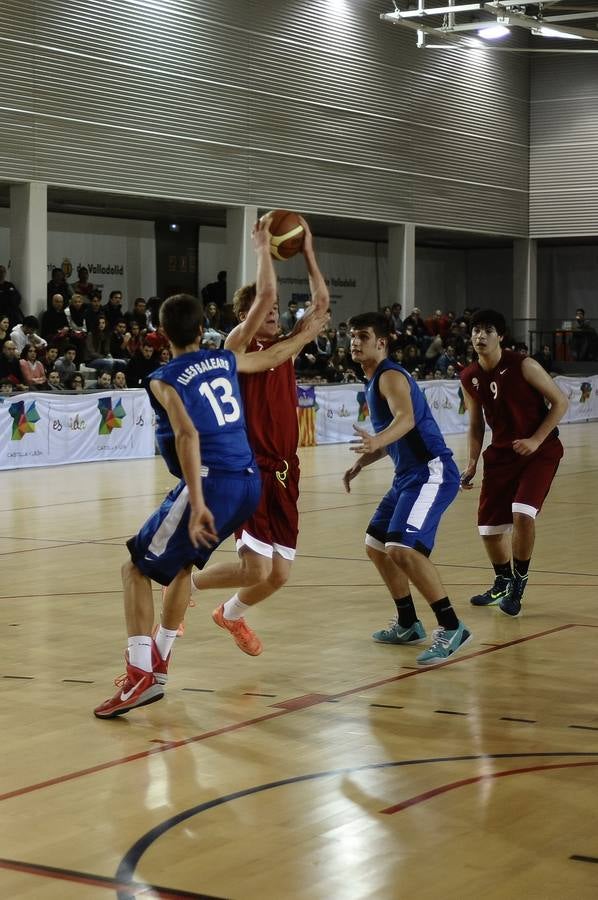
[343,312,472,666]
[94,290,324,718]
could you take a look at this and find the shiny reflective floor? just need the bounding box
[1,425,597,899]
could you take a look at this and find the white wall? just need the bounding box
[0,210,156,314]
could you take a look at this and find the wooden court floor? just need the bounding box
[1,424,597,899]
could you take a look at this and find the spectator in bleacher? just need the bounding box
[126,320,144,358]
[10,315,47,355]
[46,370,63,391]
[381,306,400,343]
[0,341,27,390]
[46,268,72,306]
[125,341,157,388]
[55,345,78,384]
[109,319,132,363]
[0,315,10,350]
[280,300,299,335]
[391,302,403,332]
[84,292,103,332]
[445,364,457,380]
[41,294,70,349]
[402,307,427,340]
[571,308,598,361]
[402,343,422,373]
[201,301,225,348]
[425,334,444,371]
[84,315,114,375]
[201,270,227,310]
[112,370,128,390]
[425,309,445,337]
[95,371,113,391]
[103,290,125,328]
[0,265,23,327]
[144,323,170,354]
[335,322,350,352]
[0,378,13,396]
[433,369,443,380]
[437,344,457,375]
[532,343,560,375]
[64,294,88,363]
[125,297,150,331]
[71,266,95,299]
[42,345,59,377]
[19,344,48,390]
[158,346,172,365]
[64,372,85,392]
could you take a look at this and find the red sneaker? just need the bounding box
[212,603,263,656]
[94,663,164,719]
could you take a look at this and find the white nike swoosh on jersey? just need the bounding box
[406,528,418,533]
[120,678,144,702]
[499,369,508,375]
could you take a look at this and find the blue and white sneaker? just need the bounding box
[470,575,513,607]
[372,619,426,645]
[416,622,473,666]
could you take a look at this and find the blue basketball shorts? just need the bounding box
[366,456,460,557]
[127,468,261,585]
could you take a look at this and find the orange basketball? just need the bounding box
[262,209,305,260]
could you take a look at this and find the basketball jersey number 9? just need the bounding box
[199,377,241,425]
[490,381,498,399]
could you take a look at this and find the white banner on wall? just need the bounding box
[306,375,598,446]
[0,389,155,470]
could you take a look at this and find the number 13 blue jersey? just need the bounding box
[149,349,255,478]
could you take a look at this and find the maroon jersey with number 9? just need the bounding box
[460,349,553,449]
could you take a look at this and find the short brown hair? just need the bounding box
[232,283,256,320]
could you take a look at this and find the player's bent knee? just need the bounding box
[240,554,272,586]
[386,544,412,569]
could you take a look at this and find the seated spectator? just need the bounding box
[46,268,72,306]
[0,314,11,350]
[109,319,133,365]
[335,322,350,352]
[71,266,94,299]
[425,309,445,337]
[436,344,457,375]
[201,301,226,348]
[64,372,85,392]
[533,343,560,375]
[390,303,403,332]
[126,320,144,358]
[158,346,172,366]
[144,324,170,354]
[95,371,113,391]
[65,294,88,361]
[280,301,299,335]
[55,345,78,384]
[571,308,598,361]
[433,369,444,380]
[84,292,103,332]
[0,341,27,390]
[19,344,48,390]
[381,306,399,343]
[46,370,64,391]
[514,342,528,356]
[42,345,60,377]
[84,316,114,374]
[102,290,125,328]
[425,334,444,370]
[402,307,427,340]
[42,294,70,349]
[112,370,128,390]
[445,364,457,379]
[402,343,422,373]
[125,342,157,388]
[0,377,13,396]
[0,264,23,327]
[201,270,227,310]
[125,297,149,331]
[11,315,47,355]
[294,341,318,379]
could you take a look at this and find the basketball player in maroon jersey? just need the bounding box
[191,215,330,653]
[460,309,568,617]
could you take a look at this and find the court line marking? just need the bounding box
[571,854,598,864]
[0,856,222,899]
[380,759,598,814]
[0,623,576,804]
[114,751,598,895]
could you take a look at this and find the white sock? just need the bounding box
[223,594,251,621]
[128,636,153,672]
[155,626,178,661]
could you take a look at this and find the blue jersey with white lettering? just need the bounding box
[366,358,454,475]
[148,349,255,478]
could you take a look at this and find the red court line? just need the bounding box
[0,857,217,898]
[0,623,576,804]
[381,760,598,814]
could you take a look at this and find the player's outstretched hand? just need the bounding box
[252,214,272,250]
[351,424,379,455]
[188,504,218,549]
[297,215,313,256]
[513,437,540,456]
[343,461,362,493]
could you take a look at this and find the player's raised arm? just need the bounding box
[225,215,277,354]
[460,384,485,488]
[298,216,329,319]
[149,379,217,548]
[513,357,569,456]
[235,308,325,375]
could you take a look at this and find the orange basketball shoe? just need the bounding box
[94,663,163,719]
[212,604,263,656]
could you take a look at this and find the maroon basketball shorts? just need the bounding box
[477,437,563,534]
[235,456,300,560]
